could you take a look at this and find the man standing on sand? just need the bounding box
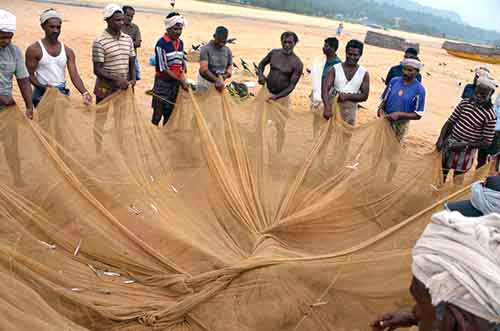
[322,39,370,125]
[257,31,304,103]
[198,26,233,94]
[151,12,188,126]
[310,37,341,137]
[92,4,135,104]
[384,47,422,86]
[0,9,33,186]
[378,57,425,142]
[25,8,92,107]
[257,31,304,152]
[436,76,497,184]
[122,5,142,81]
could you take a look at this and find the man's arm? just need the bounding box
[25,43,46,89]
[341,71,370,103]
[257,51,272,84]
[66,47,89,95]
[17,77,34,119]
[322,66,335,119]
[270,60,303,100]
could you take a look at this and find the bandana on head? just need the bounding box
[103,4,123,21]
[475,67,490,78]
[164,14,187,30]
[401,58,423,70]
[40,9,62,25]
[0,9,16,33]
[477,75,498,91]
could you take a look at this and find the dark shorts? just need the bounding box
[151,77,180,126]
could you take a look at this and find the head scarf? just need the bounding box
[40,9,62,25]
[401,57,423,70]
[103,4,123,21]
[476,75,498,91]
[475,67,490,78]
[0,9,16,33]
[412,210,500,323]
[164,14,187,30]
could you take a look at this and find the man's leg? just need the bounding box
[151,96,164,126]
[476,148,488,169]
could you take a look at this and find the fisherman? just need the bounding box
[461,67,490,99]
[384,47,422,86]
[151,12,188,126]
[310,37,341,137]
[436,75,497,184]
[0,10,32,186]
[122,5,142,81]
[0,10,33,118]
[92,4,136,104]
[198,26,233,94]
[322,39,370,125]
[372,196,500,331]
[378,56,425,142]
[257,31,304,102]
[25,8,92,107]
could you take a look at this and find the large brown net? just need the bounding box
[0,87,487,330]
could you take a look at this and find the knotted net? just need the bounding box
[0,87,486,330]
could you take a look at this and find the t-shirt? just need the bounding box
[461,83,475,99]
[322,56,341,78]
[449,99,496,145]
[385,64,422,86]
[122,23,142,49]
[199,41,232,76]
[382,77,426,117]
[155,35,184,80]
[92,30,136,78]
[0,44,29,96]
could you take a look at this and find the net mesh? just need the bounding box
[0,87,487,330]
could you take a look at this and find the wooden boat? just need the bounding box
[442,41,500,64]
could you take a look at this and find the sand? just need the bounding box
[4,0,499,154]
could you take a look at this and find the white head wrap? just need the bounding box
[103,4,123,21]
[164,14,187,30]
[40,9,62,25]
[0,9,16,33]
[401,58,423,70]
[476,75,498,91]
[475,67,490,78]
[412,210,500,323]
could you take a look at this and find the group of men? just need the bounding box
[2,6,500,331]
[1,5,499,181]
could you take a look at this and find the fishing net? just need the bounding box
[0,87,487,330]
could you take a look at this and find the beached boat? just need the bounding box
[442,41,500,64]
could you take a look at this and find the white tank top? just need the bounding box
[333,63,366,94]
[36,40,67,86]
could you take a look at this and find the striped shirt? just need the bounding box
[155,35,184,80]
[449,99,496,145]
[92,30,135,78]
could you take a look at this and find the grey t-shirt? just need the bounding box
[199,41,232,76]
[0,44,29,96]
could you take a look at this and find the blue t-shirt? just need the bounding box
[382,77,426,116]
[385,64,422,86]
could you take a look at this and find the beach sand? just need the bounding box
[4,0,499,154]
